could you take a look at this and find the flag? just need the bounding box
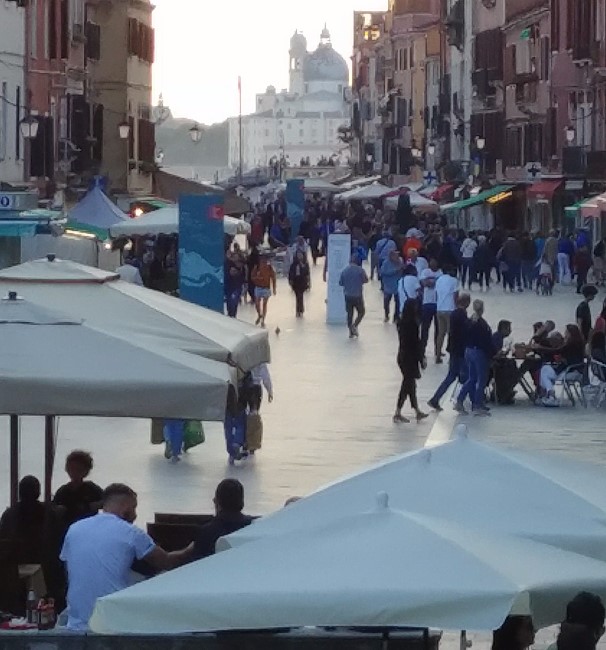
[208,204,224,221]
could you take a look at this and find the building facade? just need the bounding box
[89,0,155,195]
[228,27,350,172]
[0,0,25,186]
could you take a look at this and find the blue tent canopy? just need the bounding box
[68,181,128,234]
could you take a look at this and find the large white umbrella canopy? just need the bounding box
[109,206,251,237]
[222,432,606,559]
[337,183,392,201]
[0,258,269,372]
[90,495,606,634]
[384,191,439,212]
[303,178,340,193]
[0,295,231,419]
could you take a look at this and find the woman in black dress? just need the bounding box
[393,298,429,423]
[288,250,311,317]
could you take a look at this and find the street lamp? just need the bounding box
[189,123,203,144]
[19,116,39,140]
[565,126,576,144]
[118,121,131,140]
[476,136,486,150]
[411,147,421,159]
[427,142,436,156]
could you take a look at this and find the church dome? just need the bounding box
[303,31,349,83]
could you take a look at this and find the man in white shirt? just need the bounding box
[61,483,193,631]
[116,259,143,286]
[249,362,273,413]
[460,235,477,289]
[435,267,459,363]
[408,248,428,275]
[398,265,421,313]
[420,258,443,358]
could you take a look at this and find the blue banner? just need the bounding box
[179,194,224,313]
[286,179,305,244]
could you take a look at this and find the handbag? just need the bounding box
[183,420,205,451]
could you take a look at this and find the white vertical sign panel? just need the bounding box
[326,233,351,324]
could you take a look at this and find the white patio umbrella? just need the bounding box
[337,183,391,201]
[222,431,606,560]
[0,293,233,504]
[303,178,340,193]
[384,192,439,212]
[90,493,606,634]
[0,294,232,419]
[109,206,251,237]
[0,257,269,372]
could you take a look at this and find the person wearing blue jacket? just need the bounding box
[454,299,494,416]
[380,250,404,322]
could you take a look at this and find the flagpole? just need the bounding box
[238,76,243,185]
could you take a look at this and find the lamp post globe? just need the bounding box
[19,116,39,140]
[189,123,203,144]
[118,121,131,140]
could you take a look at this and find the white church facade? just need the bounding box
[228,27,350,172]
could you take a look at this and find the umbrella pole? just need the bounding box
[44,415,56,503]
[460,630,469,650]
[9,415,19,506]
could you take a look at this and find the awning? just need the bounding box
[528,179,563,201]
[0,221,40,237]
[440,185,514,212]
[564,198,590,215]
[426,183,455,202]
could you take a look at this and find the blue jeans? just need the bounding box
[504,261,521,290]
[521,261,536,289]
[431,355,466,404]
[164,420,184,457]
[421,303,437,353]
[461,259,474,287]
[225,289,241,318]
[458,348,489,409]
[383,292,400,320]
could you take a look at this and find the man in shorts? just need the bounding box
[251,255,277,327]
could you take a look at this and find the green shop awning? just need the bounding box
[565,198,591,215]
[0,220,40,237]
[440,185,515,213]
[64,220,110,240]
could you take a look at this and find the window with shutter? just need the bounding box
[551,0,560,50]
[516,40,531,75]
[503,45,516,85]
[540,37,550,80]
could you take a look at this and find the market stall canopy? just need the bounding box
[303,178,340,193]
[91,493,606,634]
[67,184,129,238]
[153,170,250,215]
[0,258,270,372]
[337,183,391,201]
[337,175,382,191]
[441,185,515,212]
[0,294,231,419]
[384,191,438,212]
[222,430,606,560]
[109,206,251,238]
[580,192,606,219]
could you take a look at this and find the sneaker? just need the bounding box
[453,402,468,414]
[473,409,491,417]
[349,330,355,339]
[436,356,444,364]
[428,399,443,412]
[416,411,429,422]
[352,326,359,338]
[392,414,410,424]
[255,316,261,325]
[541,395,560,408]
[384,315,389,323]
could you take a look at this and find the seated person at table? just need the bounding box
[190,479,253,562]
[61,483,193,631]
[491,320,517,405]
[53,450,104,527]
[535,324,586,407]
[0,476,66,609]
[519,321,556,384]
[590,332,606,381]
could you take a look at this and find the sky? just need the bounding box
[152,0,388,125]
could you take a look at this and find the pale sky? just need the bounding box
[152,0,388,125]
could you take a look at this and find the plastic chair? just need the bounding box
[589,357,606,408]
[555,362,587,407]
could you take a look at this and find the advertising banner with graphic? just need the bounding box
[326,233,351,324]
[286,179,305,243]
[179,194,225,313]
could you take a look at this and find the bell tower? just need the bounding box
[289,30,307,96]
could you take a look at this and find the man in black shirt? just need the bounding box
[428,292,471,410]
[190,479,253,562]
[576,285,598,342]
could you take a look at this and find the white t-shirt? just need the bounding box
[420,268,443,305]
[460,238,478,259]
[398,275,421,310]
[412,256,429,274]
[116,265,143,286]
[435,274,459,312]
[60,512,156,630]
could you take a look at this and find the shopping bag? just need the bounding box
[246,413,263,451]
[183,420,205,451]
[150,419,165,445]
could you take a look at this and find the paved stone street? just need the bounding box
[0,263,604,648]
